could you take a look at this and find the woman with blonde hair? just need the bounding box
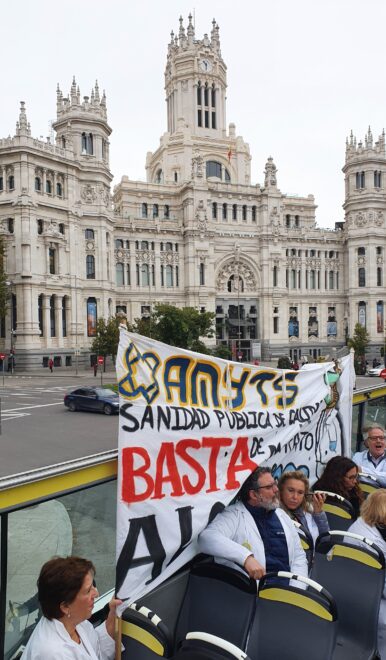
[349,489,386,658]
[278,470,329,543]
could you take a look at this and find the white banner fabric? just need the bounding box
[116,330,354,605]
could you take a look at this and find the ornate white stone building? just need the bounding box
[0,16,385,369]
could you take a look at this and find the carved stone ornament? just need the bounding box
[355,212,367,228]
[375,211,384,226]
[264,157,277,187]
[216,259,257,293]
[81,184,97,203]
[195,199,207,232]
[136,250,155,263]
[270,206,280,226]
[357,256,366,266]
[98,184,110,207]
[161,251,178,264]
[191,152,204,180]
[86,241,95,251]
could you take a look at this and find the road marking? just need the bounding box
[3,402,63,413]
[2,412,30,421]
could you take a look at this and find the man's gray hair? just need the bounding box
[239,467,272,503]
[363,423,385,440]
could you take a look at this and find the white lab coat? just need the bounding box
[21,616,115,660]
[348,517,386,659]
[352,451,386,487]
[198,501,308,585]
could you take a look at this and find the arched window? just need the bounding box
[38,294,44,336]
[164,204,170,218]
[222,203,227,220]
[166,242,173,251]
[61,136,66,148]
[155,169,163,183]
[273,265,278,287]
[0,176,3,191]
[62,296,68,337]
[152,204,159,218]
[35,177,41,192]
[81,132,93,155]
[141,264,149,287]
[37,219,43,235]
[50,295,56,337]
[291,269,296,289]
[329,270,334,289]
[115,239,123,248]
[294,215,299,227]
[358,267,366,287]
[141,240,149,250]
[232,204,237,220]
[377,267,383,286]
[197,81,202,106]
[8,218,14,233]
[49,248,56,274]
[356,171,365,189]
[206,161,222,179]
[85,229,95,239]
[46,180,52,194]
[252,206,256,222]
[86,255,95,279]
[8,175,14,190]
[242,205,247,221]
[116,263,124,286]
[310,270,316,289]
[58,223,64,235]
[166,265,173,287]
[212,202,217,219]
[199,262,205,286]
[374,171,382,187]
[357,247,365,256]
[56,182,63,197]
[141,203,148,218]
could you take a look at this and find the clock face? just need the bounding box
[200,58,212,73]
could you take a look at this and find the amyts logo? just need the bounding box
[118,341,161,404]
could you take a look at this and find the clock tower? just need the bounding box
[164,15,227,138]
[145,15,251,185]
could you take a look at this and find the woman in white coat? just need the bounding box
[21,556,121,660]
[349,490,386,659]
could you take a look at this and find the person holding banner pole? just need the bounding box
[198,467,308,585]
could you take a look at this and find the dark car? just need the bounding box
[64,387,119,415]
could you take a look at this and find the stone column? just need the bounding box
[55,295,63,345]
[43,294,51,347]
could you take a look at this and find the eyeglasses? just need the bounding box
[256,480,278,490]
[345,474,358,481]
[368,436,385,441]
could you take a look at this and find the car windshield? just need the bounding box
[95,388,116,397]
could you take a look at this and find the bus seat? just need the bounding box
[120,603,173,658]
[174,563,256,650]
[173,632,252,659]
[359,474,382,499]
[311,531,385,659]
[315,491,355,531]
[247,571,337,660]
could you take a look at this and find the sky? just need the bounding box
[2,0,386,229]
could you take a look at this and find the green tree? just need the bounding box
[90,316,129,361]
[277,356,292,369]
[212,343,232,360]
[348,323,370,375]
[0,237,9,325]
[131,303,215,350]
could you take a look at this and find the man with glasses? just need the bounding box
[198,467,307,582]
[353,424,386,486]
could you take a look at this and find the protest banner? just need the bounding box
[116,329,354,605]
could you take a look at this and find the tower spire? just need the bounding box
[187,13,195,45]
[16,101,31,136]
[71,76,77,104]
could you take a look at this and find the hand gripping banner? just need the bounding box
[115,329,354,605]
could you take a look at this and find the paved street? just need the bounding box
[0,372,119,477]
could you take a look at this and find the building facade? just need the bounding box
[0,16,385,369]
